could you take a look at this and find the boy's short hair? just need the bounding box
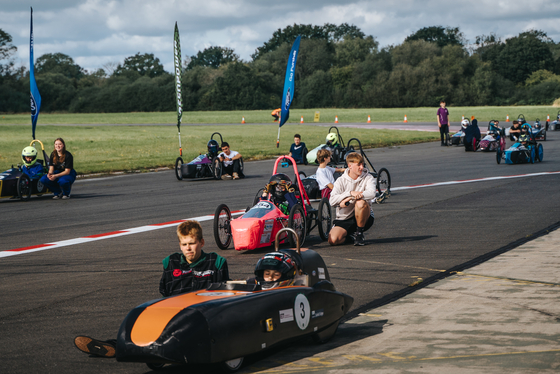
[316,149,331,164]
[294,134,301,139]
[177,220,203,241]
[512,120,518,125]
[221,142,229,148]
[346,152,364,165]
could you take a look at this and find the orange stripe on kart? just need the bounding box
[131,291,246,346]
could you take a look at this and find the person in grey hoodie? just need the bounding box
[328,152,376,246]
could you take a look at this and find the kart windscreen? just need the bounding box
[243,201,277,218]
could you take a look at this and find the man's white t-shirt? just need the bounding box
[218,150,239,166]
[316,166,336,190]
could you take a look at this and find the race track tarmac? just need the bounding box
[1,128,559,373]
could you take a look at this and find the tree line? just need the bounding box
[1,24,560,114]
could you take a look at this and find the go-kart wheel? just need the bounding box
[253,187,265,206]
[214,204,232,250]
[238,157,244,175]
[318,197,332,241]
[17,174,32,201]
[288,204,306,247]
[221,357,244,372]
[298,171,306,179]
[445,133,451,146]
[175,157,184,181]
[544,132,547,141]
[472,138,478,151]
[496,150,502,164]
[212,158,223,180]
[312,320,339,344]
[146,363,165,371]
[530,147,535,164]
[376,168,391,194]
[537,144,543,162]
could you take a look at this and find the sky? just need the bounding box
[2,0,560,74]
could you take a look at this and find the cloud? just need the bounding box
[2,0,559,73]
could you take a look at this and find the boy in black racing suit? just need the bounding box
[74,220,229,358]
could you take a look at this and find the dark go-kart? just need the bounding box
[116,228,354,372]
[175,132,244,181]
[306,126,353,165]
[497,125,543,165]
[479,121,506,152]
[0,140,51,201]
[213,156,332,251]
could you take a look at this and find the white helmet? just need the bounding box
[461,119,469,128]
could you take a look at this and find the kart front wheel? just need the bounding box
[376,168,391,195]
[530,147,535,164]
[214,204,232,250]
[445,132,451,146]
[17,174,32,201]
[221,357,244,372]
[288,204,306,247]
[537,143,543,162]
[175,157,184,181]
[318,198,332,241]
[212,158,223,180]
[496,150,502,164]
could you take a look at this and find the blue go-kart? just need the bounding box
[497,125,543,165]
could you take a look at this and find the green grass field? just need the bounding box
[1,105,558,125]
[0,124,439,174]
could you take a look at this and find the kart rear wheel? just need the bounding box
[496,150,502,164]
[537,143,543,162]
[214,204,232,250]
[288,204,306,247]
[530,147,535,164]
[146,363,165,371]
[376,168,391,194]
[253,187,265,206]
[17,174,32,201]
[317,197,332,241]
[221,357,244,372]
[175,157,183,181]
[312,320,339,344]
[298,171,306,179]
[445,132,451,146]
[472,138,478,151]
[212,158,223,180]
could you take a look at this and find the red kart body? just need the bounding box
[231,156,309,251]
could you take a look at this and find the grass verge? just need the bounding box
[0,105,558,125]
[0,124,438,174]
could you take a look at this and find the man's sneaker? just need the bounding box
[62,195,70,200]
[232,172,240,180]
[345,233,356,244]
[221,174,232,180]
[74,336,116,358]
[354,232,365,246]
[52,195,61,200]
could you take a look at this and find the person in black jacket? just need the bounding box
[74,220,229,358]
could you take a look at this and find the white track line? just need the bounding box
[3,170,559,258]
[0,211,244,258]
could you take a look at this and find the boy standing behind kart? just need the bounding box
[437,100,450,146]
[315,149,345,199]
[73,220,229,358]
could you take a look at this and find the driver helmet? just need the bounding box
[21,146,38,167]
[517,117,526,125]
[519,134,529,143]
[207,139,220,157]
[461,119,469,129]
[521,124,530,133]
[254,252,297,289]
[267,173,293,201]
[326,132,339,147]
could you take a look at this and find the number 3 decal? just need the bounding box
[294,294,310,330]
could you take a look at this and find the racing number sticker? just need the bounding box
[294,293,310,330]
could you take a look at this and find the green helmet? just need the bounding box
[326,132,338,147]
[22,146,38,167]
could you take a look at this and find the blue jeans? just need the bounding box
[40,169,77,196]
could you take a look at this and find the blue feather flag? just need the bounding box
[30,7,42,140]
[276,35,301,148]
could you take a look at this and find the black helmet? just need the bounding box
[268,173,292,201]
[519,134,529,143]
[207,139,220,157]
[254,252,297,289]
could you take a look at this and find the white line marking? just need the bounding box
[4,170,558,258]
